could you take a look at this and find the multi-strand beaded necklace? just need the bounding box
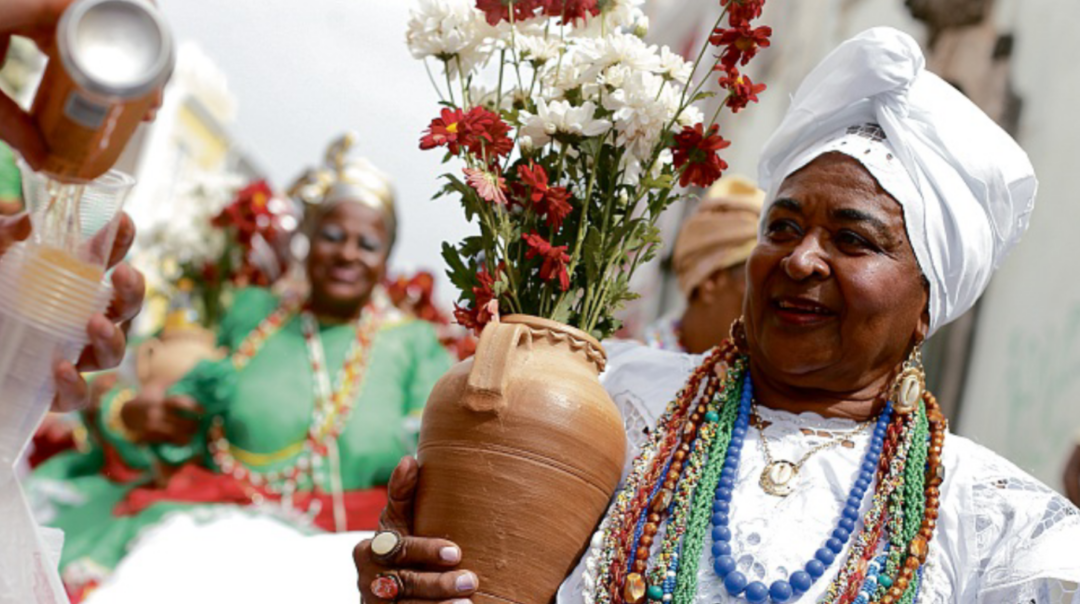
[207,298,383,497]
[582,340,947,604]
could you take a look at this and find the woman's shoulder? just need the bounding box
[937,433,1080,598]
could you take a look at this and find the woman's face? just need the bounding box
[744,152,929,391]
[306,201,390,316]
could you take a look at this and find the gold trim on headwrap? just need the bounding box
[672,175,765,298]
[287,132,398,245]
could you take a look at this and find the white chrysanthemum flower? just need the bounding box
[544,62,588,100]
[514,33,565,65]
[603,70,674,159]
[677,104,705,128]
[658,46,693,84]
[570,0,646,39]
[519,99,613,147]
[598,64,633,89]
[575,31,661,83]
[406,0,489,76]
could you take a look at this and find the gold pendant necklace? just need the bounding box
[753,404,874,497]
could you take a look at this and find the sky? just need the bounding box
[158,0,476,303]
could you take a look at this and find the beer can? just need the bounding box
[31,0,175,182]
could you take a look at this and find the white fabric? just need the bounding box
[557,343,1080,604]
[83,510,369,604]
[756,27,1038,337]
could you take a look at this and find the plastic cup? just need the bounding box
[0,161,134,604]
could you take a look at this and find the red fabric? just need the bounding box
[115,464,387,531]
[98,442,148,484]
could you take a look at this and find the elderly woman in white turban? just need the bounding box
[355,27,1080,604]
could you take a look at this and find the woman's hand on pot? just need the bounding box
[121,386,203,445]
[354,456,478,603]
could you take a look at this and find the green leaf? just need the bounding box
[441,242,474,296]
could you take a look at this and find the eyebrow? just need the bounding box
[831,207,893,242]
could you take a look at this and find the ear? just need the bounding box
[696,271,722,304]
[914,306,930,345]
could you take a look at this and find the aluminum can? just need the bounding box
[31,0,175,181]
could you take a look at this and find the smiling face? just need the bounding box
[744,152,929,392]
[305,201,390,319]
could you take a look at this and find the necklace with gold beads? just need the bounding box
[581,340,946,604]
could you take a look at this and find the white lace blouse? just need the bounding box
[557,342,1080,604]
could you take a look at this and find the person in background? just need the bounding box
[51,135,452,599]
[645,176,763,353]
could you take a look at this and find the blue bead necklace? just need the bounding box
[709,373,894,603]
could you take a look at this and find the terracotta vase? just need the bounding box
[135,326,224,388]
[416,315,626,604]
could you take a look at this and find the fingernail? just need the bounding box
[59,363,79,384]
[455,571,477,592]
[450,600,473,604]
[440,546,461,563]
[95,319,115,340]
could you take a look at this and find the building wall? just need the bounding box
[957,0,1080,488]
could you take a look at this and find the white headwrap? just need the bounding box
[757,27,1037,337]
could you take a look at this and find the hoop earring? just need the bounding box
[892,345,925,415]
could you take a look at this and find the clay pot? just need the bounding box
[416,315,626,604]
[135,326,224,388]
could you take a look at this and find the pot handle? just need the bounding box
[464,321,532,414]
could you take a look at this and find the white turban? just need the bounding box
[757,27,1037,337]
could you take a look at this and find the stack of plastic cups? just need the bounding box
[0,161,134,604]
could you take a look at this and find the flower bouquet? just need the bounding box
[143,178,296,329]
[409,0,770,340]
[406,1,770,601]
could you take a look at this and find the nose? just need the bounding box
[336,238,363,262]
[780,230,830,281]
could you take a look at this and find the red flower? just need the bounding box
[420,107,469,155]
[542,0,600,24]
[710,24,772,70]
[420,107,512,161]
[722,0,765,26]
[517,161,549,203]
[536,186,573,229]
[722,74,767,113]
[476,0,543,26]
[465,107,513,161]
[464,167,508,205]
[454,265,502,332]
[453,304,482,332]
[672,123,731,188]
[522,232,571,291]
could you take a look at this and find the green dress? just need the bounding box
[0,141,21,204]
[55,287,452,590]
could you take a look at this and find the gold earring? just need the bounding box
[729,316,748,353]
[892,345,925,415]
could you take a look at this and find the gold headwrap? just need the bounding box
[287,132,397,245]
[672,175,765,298]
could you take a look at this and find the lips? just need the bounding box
[771,296,837,326]
[327,265,363,283]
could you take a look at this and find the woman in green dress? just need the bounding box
[58,135,452,598]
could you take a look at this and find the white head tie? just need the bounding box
[757,27,1037,337]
